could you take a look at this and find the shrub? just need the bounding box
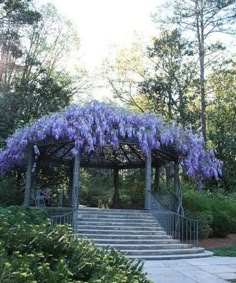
[211,211,231,237]
[184,210,213,239]
[0,206,48,226]
[0,206,151,283]
[183,186,236,237]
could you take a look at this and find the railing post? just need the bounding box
[145,149,152,209]
[24,146,33,207]
[72,150,80,231]
[196,221,199,247]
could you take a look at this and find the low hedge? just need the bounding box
[0,206,151,283]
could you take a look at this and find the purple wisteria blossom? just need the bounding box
[0,101,222,181]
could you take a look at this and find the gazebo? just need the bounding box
[0,102,222,229]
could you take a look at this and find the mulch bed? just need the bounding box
[199,234,236,249]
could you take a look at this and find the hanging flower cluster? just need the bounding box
[0,101,222,181]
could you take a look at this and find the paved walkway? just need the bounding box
[144,257,236,283]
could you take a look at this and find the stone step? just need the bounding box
[129,250,214,260]
[79,208,148,213]
[97,243,192,250]
[78,210,151,217]
[120,247,205,256]
[78,233,172,239]
[77,221,161,227]
[78,217,158,223]
[78,214,153,219]
[93,239,180,245]
[76,208,210,260]
[77,229,168,235]
[79,216,156,222]
[77,225,164,231]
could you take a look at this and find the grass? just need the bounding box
[228,280,236,283]
[210,245,236,257]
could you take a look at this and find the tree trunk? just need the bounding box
[196,0,207,141]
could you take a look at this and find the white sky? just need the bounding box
[40,0,159,71]
[38,0,235,101]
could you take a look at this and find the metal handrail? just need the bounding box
[150,192,199,247]
[48,210,74,227]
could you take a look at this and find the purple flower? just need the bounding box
[0,101,222,182]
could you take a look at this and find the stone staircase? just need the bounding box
[77,208,213,260]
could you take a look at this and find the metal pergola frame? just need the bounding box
[23,138,182,228]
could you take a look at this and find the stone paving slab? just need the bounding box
[187,257,236,265]
[144,256,236,283]
[198,264,236,273]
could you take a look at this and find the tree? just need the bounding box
[0,0,41,86]
[102,38,148,112]
[0,2,89,146]
[208,66,236,191]
[154,0,236,140]
[139,29,198,125]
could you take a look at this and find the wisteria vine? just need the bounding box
[0,101,222,182]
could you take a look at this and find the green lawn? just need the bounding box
[229,280,236,283]
[210,245,236,257]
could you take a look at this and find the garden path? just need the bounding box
[144,256,236,283]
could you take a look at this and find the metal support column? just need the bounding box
[72,151,80,231]
[24,146,33,207]
[154,167,161,192]
[112,168,120,208]
[145,149,152,209]
[174,161,184,216]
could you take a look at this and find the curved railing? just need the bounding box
[150,192,199,247]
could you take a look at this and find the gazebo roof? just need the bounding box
[0,101,222,180]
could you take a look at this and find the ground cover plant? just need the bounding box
[0,206,151,283]
[209,246,236,257]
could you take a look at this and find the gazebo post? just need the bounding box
[24,146,33,207]
[72,151,80,231]
[112,168,120,208]
[154,167,161,192]
[145,149,152,210]
[174,161,184,215]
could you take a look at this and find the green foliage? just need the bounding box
[185,210,213,239]
[183,186,236,238]
[211,211,231,237]
[79,169,145,209]
[208,68,236,191]
[0,206,48,226]
[0,1,84,148]
[139,29,197,126]
[0,207,151,283]
[80,169,113,207]
[209,245,236,257]
[0,175,23,207]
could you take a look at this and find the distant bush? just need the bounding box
[211,211,231,237]
[183,184,236,238]
[0,206,151,283]
[184,210,213,239]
